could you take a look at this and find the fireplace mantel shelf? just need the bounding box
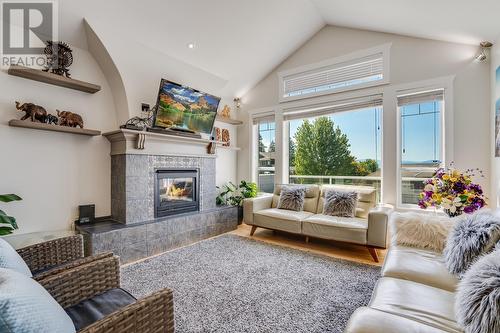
[103,129,217,157]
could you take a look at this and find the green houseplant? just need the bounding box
[216,181,257,224]
[0,194,22,235]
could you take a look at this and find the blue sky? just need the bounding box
[162,81,220,108]
[259,103,442,163]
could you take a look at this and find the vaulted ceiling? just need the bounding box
[58,0,500,98]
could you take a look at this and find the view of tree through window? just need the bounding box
[289,107,382,201]
[258,122,275,193]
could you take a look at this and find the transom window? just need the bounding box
[278,44,390,102]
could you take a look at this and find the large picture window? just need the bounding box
[398,89,444,206]
[288,105,382,201]
[257,121,276,193]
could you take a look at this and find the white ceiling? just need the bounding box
[311,0,500,46]
[57,0,500,98]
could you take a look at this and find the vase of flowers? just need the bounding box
[418,165,486,217]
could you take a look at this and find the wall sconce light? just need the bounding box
[233,97,241,109]
[475,41,493,62]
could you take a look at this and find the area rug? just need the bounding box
[121,234,380,333]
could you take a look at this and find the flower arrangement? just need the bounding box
[418,165,486,217]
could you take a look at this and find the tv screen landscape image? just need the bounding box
[154,79,220,135]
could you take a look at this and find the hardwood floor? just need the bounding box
[230,224,387,266]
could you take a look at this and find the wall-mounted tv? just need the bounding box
[153,79,220,136]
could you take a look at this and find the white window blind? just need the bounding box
[283,94,383,121]
[397,89,444,106]
[282,53,384,99]
[252,113,275,125]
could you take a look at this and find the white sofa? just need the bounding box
[345,244,461,332]
[243,184,393,262]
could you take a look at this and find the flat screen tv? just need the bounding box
[153,79,220,136]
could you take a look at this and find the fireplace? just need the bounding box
[155,169,199,217]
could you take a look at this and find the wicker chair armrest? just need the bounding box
[38,255,120,308]
[34,252,114,281]
[79,288,174,333]
[17,234,84,272]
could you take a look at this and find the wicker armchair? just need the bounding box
[16,234,113,281]
[38,255,175,333]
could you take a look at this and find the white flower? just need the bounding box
[424,184,435,192]
[442,197,462,213]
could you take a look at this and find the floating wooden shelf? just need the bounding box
[8,119,101,136]
[8,65,101,94]
[215,115,243,125]
[216,142,241,151]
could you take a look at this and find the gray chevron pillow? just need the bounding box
[277,186,306,211]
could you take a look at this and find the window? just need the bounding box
[398,89,444,206]
[286,98,383,202]
[257,121,276,193]
[278,44,390,102]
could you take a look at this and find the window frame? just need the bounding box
[394,77,454,210]
[278,44,391,103]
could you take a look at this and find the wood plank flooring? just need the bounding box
[230,224,387,266]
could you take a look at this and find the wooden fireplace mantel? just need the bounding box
[102,129,216,157]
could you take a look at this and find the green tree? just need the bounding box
[294,117,357,176]
[289,138,296,169]
[353,159,378,176]
[268,140,276,152]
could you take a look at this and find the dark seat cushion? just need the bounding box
[65,288,136,331]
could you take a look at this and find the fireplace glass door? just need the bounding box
[155,169,199,217]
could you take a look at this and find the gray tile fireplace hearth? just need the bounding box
[76,206,237,264]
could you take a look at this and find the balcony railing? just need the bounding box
[258,171,428,205]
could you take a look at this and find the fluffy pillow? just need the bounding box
[323,190,357,217]
[0,238,32,277]
[444,211,500,277]
[456,249,500,333]
[0,268,76,333]
[390,212,455,253]
[277,186,306,211]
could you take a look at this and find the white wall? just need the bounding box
[238,25,491,206]
[0,47,117,233]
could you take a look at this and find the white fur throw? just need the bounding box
[456,248,500,333]
[390,212,455,253]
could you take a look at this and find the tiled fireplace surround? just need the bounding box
[77,130,238,264]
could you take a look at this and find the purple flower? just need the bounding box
[464,205,476,214]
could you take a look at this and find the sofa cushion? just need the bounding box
[345,307,447,333]
[369,277,461,333]
[272,184,319,213]
[0,268,76,333]
[65,288,136,331]
[317,185,376,218]
[277,186,306,211]
[302,214,368,245]
[0,237,32,277]
[254,208,313,233]
[382,245,458,292]
[323,190,358,217]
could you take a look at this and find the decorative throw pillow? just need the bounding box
[323,190,357,217]
[456,248,500,333]
[444,211,500,277]
[0,238,32,277]
[390,212,455,253]
[277,186,306,211]
[0,268,76,333]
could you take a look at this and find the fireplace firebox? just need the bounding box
[155,169,199,217]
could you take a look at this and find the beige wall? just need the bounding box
[238,25,491,206]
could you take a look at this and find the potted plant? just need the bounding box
[0,194,22,235]
[216,181,258,224]
[418,165,486,217]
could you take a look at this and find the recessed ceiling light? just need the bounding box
[187,42,196,49]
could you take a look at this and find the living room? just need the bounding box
[0,1,499,332]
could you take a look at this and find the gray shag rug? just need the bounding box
[121,234,380,333]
